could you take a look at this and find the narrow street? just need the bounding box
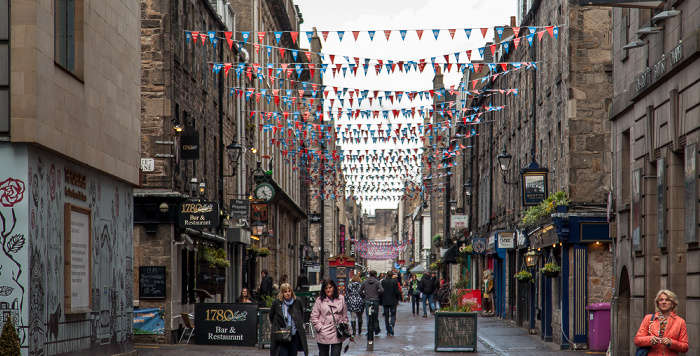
[135,302,606,356]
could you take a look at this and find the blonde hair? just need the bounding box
[277,283,295,301]
[654,289,678,312]
[351,275,361,283]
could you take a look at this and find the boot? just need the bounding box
[351,321,356,336]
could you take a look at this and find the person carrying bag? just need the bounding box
[269,283,309,356]
[633,289,688,356]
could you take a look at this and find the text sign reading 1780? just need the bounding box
[178,201,219,229]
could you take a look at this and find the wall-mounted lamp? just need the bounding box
[622,40,647,50]
[497,145,518,185]
[174,125,183,132]
[525,248,539,267]
[198,182,206,196]
[189,178,199,194]
[251,219,266,237]
[159,202,169,214]
[652,9,681,21]
[463,180,474,196]
[226,140,243,177]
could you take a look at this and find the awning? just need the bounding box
[443,244,459,264]
[410,264,426,274]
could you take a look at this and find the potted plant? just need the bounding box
[514,270,533,282]
[247,244,259,258]
[257,247,270,257]
[434,288,478,352]
[540,262,561,278]
[432,234,442,246]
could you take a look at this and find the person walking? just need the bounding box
[260,269,274,298]
[634,289,688,355]
[359,270,383,336]
[380,271,401,336]
[269,283,309,356]
[345,275,365,336]
[311,279,349,356]
[419,272,437,317]
[408,274,421,315]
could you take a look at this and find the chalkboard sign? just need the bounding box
[139,266,166,299]
[195,303,259,346]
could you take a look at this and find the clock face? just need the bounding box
[255,184,274,201]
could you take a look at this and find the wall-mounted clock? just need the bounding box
[254,183,275,202]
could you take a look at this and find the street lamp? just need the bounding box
[463,180,474,196]
[226,140,243,177]
[189,178,199,195]
[525,248,539,267]
[251,219,265,237]
[497,145,518,185]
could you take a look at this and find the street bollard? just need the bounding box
[366,304,374,351]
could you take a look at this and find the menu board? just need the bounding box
[139,266,166,299]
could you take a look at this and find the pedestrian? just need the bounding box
[345,275,365,336]
[408,274,421,315]
[261,269,274,298]
[359,270,383,336]
[269,283,309,356]
[380,270,401,336]
[633,289,688,355]
[295,274,310,291]
[237,288,252,303]
[311,279,349,356]
[419,271,437,317]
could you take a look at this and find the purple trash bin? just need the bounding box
[586,302,611,351]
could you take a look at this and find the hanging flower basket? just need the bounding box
[514,270,533,282]
[540,262,561,278]
[257,247,270,257]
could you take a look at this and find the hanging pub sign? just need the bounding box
[178,201,219,228]
[308,213,322,223]
[229,199,249,220]
[520,159,548,206]
[180,130,200,160]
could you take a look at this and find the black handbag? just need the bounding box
[329,305,352,339]
[273,303,293,343]
[635,314,656,356]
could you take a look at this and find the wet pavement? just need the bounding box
[135,302,606,356]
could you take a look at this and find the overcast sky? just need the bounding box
[294,0,518,214]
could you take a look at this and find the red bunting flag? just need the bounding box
[290,32,299,44]
[480,28,488,38]
[257,32,265,43]
[513,38,520,49]
[512,27,520,38]
[352,31,360,41]
[448,29,456,39]
[546,26,554,38]
[321,31,329,41]
[224,32,233,49]
[416,30,423,40]
[538,31,545,42]
[384,30,392,40]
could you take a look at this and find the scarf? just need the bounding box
[656,312,668,338]
[283,298,297,335]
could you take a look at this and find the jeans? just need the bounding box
[278,332,300,356]
[382,305,396,333]
[318,343,342,356]
[411,293,421,314]
[422,293,435,315]
[364,300,380,334]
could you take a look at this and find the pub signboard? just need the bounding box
[194,303,258,346]
[178,201,219,229]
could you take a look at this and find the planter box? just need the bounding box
[542,270,560,278]
[434,312,478,352]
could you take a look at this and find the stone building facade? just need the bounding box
[1,0,141,354]
[604,1,700,355]
[462,1,614,350]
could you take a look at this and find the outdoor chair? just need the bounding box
[179,313,195,344]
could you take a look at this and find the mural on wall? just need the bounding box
[0,147,134,356]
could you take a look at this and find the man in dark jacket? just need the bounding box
[419,272,437,317]
[260,269,273,299]
[381,271,401,336]
[360,270,383,336]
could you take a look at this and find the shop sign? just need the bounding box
[451,215,469,229]
[178,201,219,229]
[229,199,249,220]
[194,303,258,346]
[497,232,515,249]
[309,214,321,223]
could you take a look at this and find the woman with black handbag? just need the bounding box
[633,289,688,356]
[311,279,350,356]
[269,283,309,356]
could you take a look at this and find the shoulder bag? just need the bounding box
[329,304,352,339]
[273,303,293,343]
[635,314,656,356]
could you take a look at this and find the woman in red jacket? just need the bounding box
[634,289,688,356]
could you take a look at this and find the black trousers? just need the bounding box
[317,343,342,356]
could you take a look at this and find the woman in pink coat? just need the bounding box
[310,279,349,356]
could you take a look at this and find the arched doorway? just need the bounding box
[616,266,630,356]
